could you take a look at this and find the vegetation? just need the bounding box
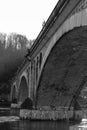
[0,33,34,95]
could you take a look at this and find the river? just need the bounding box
[0,108,86,130]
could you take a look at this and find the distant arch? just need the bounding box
[18,76,28,103]
[11,84,17,103]
[19,71,28,87]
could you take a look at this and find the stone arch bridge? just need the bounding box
[10,0,87,109]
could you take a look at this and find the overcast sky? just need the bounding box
[0,0,58,39]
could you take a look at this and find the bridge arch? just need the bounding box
[18,75,29,103]
[36,8,87,107]
[38,9,87,85]
[11,83,17,103]
[19,71,28,87]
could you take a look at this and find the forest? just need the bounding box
[0,33,34,96]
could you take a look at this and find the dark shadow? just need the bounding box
[18,76,28,103]
[21,97,33,109]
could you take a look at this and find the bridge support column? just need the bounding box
[29,63,32,98]
[33,60,37,108]
[10,84,13,102]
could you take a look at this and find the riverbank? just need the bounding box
[20,108,87,121]
[20,109,74,121]
[0,108,10,110]
[11,103,87,121]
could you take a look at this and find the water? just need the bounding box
[0,108,86,130]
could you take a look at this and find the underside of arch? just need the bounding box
[37,26,87,108]
[12,85,17,103]
[18,76,28,103]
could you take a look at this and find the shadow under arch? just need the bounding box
[12,84,17,103]
[36,26,87,108]
[35,9,87,107]
[69,76,87,110]
[18,76,28,103]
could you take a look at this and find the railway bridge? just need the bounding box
[10,0,87,109]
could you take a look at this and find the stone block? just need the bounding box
[76,12,82,27]
[69,15,75,31]
[82,9,87,26]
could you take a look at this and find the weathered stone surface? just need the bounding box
[37,27,87,108]
[20,109,74,120]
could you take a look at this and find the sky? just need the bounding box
[0,0,58,40]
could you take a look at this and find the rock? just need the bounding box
[21,98,33,109]
[12,98,17,103]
